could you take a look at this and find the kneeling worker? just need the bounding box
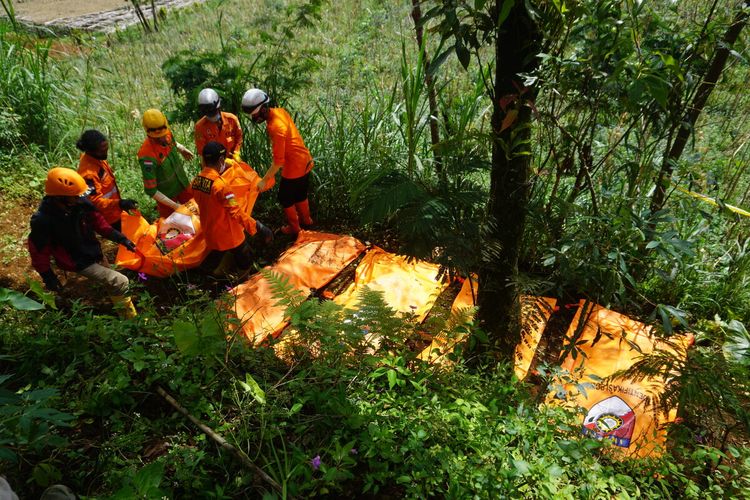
[28,168,139,318]
[191,141,273,274]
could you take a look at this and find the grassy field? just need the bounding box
[32,0,423,217]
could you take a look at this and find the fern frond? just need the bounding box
[261,269,307,311]
[356,170,427,224]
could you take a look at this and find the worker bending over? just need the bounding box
[28,168,138,318]
[137,108,195,218]
[194,88,243,159]
[241,89,314,234]
[76,129,137,230]
[190,141,272,275]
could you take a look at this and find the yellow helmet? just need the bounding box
[45,167,89,197]
[142,108,169,138]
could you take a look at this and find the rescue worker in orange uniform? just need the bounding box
[28,168,138,318]
[194,88,243,158]
[76,129,138,230]
[190,141,273,274]
[137,109,195,218]
[241,89,314,235]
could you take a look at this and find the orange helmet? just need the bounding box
[45,167,89,197]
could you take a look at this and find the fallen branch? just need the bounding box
[155,386,285,496]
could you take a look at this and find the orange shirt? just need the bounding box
[77,153,122,225]
[266,108,313,179]
[190,167,257,251]
[194,112,243,157]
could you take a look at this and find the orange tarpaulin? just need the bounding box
[555,301,693,458]
[230,231,366,344]
[333,247,449,321]
[417,277,556,380]
[116,161,261,277]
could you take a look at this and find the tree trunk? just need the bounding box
[650,1,749,214]
[410,0,443,175]
[473,4,541,362]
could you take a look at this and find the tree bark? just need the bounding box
[650,1,749,214]
[410,0,443,175]
[473,4,541,362]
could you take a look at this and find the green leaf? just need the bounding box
[0,447,17,463]
[551,0,567,14]
[723,320,750,365]
[0,287,44,311]
[32,463,62,487]
[238,373,266,405]
[132,461,165,495]
[427,46,455,77]
[497,0,515,26]
[173,320,200,355]
[386,369,398,389]
[27,279,56,309]
[111,485,136,500]
[513,459,531,476]
[455,41,471,70]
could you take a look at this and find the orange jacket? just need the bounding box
[267,108,313,179]
[77,153,122,225]
[194,112,243,157]
[190,167,257,251]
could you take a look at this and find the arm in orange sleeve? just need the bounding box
[232,116,243,154]
[258,128,286,188]
[194,127,207,157]
[81,173,121,216]
[269,128,287,169]
[218,181,257,235]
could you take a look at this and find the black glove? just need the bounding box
[119,199,138,211]
[253,221,273,245]
[40,270,61,292]
[122,239,137,252]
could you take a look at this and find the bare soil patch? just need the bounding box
[13,0,204,33]
[13,0,131,24]
[0,196,37,291]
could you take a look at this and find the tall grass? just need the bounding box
[0,29,56,149]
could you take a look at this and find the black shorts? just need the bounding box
[278,173,310,208]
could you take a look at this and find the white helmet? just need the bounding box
[241,88,269,115]
[198,88,221,117]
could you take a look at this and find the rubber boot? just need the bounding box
[211,252,235,278]
[295,199,314,227]
[111,295,137,319]
[281,206,301,235]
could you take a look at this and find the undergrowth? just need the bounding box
[3,280,748,498]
